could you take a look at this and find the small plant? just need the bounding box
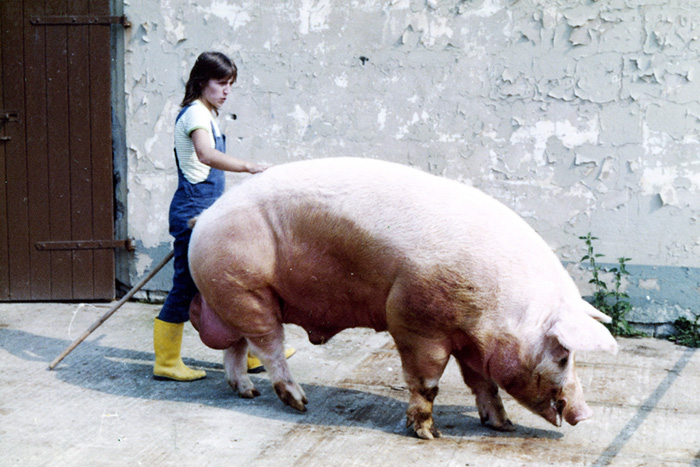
[579,233,645,337]
[669,315,700,348]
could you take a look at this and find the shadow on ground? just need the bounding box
[1,327,562,441]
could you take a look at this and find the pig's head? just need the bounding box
[487,300,617,427]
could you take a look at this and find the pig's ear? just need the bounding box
[550,311,618,355]
[578,300,612,324]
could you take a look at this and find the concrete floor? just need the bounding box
[0,301,698,466]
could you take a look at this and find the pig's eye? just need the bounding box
[558,356,569,368]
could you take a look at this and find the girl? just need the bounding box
[153,52,268,381]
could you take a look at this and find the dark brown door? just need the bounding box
[0,0,116,300]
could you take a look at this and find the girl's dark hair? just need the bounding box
[181,52,237,108]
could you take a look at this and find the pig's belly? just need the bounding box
[263,229,398,343]
[275,272,392,344]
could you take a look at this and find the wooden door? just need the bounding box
[0,0,123,300]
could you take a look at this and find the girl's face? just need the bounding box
[200,77,234,111]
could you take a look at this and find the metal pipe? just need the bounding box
[48,250,174,370]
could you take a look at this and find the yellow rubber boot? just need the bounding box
[247,346,296,373]
[153,318,206,381]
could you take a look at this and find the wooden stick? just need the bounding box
[48,250,175,370]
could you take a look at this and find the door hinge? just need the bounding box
[35,239,135,252]
[0,111,19,123]
[0,111,19,142]
[30,15,131,28]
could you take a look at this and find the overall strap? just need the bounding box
[175,104,192,124]
[211,121,226,153]
[173,104,193,170]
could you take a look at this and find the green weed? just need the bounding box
[669,315,700,348]
[579,233,645,337]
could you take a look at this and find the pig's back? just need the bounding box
[208,157,512,254]
[211,158,549,262]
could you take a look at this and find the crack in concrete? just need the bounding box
[594,346,697,466]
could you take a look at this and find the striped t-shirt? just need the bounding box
[174,99,222,184]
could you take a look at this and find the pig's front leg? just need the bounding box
[223,340,260,398]
[247,325,308,412]
[454,353,514,432]
[392,333,451,440]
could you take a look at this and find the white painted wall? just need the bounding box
[121,0,700,326]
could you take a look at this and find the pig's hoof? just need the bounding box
[228,377,260,399]
[239,387,261,399]
[273,381,308,412]
[414,425,441,440]
[406,415,441,440]
[478,403,515,432]
[481,415,515,432]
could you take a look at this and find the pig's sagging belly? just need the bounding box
[271,228,398,344]
[276,276,393,344]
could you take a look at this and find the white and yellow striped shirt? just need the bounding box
[174,99,222,184]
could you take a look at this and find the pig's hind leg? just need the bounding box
[246,325,308,412]
[190,293,260,397]
[215,284,307,411]
[453,351,514,432]
[223,340,260,398]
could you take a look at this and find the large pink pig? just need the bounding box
[188,157,617,439]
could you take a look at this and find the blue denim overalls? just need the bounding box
[158,105,226,323]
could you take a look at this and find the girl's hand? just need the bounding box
[247,163,270,174]
[192,129,270,174]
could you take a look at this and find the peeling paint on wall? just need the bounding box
[122,0,700,320]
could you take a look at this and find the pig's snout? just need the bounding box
[564,400,593,425]
[541,397,592,427]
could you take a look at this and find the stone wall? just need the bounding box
[119,0,700,330]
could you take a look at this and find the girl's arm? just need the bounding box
[191,128,268,174]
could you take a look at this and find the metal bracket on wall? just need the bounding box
[30,15,131,28]
[35,239,136,252]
